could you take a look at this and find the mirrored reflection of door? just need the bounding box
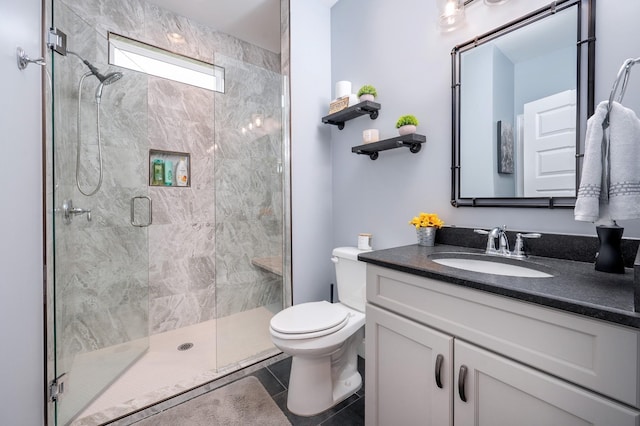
[523,90,576,197]
[214,55,285,371]
[50,2,150,424]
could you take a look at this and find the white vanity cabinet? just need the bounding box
[366,304,453,425]
[365,265,640,426]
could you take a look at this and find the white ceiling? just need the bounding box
[145,0,282,53]
[144,0,341,54]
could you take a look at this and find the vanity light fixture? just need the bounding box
[439,0,511,32]
[437,0,466,32]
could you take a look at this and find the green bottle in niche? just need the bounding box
[164,160,173,186]
[152,159,164,185]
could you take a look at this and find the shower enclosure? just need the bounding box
[46,1,290,424]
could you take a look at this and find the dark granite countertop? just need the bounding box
[359,244,640,329]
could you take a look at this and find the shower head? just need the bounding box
[83,59,123,84]
[95,71,124,103]
[102,71,123,85]
[82,58,124,103]
[67,51,124,102]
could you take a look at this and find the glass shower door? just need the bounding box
[50,3,150,424]
[214,55,286,371]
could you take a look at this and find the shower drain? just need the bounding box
[177,342,194,351]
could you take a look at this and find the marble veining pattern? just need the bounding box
[212,55,284,318]
[50,0,285,421]
[56,0,283,334]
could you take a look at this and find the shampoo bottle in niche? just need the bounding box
[164,160,173,186]
[152,159,164,185]
[176,158,188,187]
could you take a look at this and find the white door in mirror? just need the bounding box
[523,89,576,197]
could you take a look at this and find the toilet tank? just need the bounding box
[332,247,368,312]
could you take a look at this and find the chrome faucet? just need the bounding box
[475,225,509,256]
[495,227,510,256]
[474,227,542,258]
[490,226,509,256]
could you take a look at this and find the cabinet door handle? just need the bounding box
[435,354,444,389]
[458,365,468,402]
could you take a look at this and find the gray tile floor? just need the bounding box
[118,355,365,425]
[257,356,365,426]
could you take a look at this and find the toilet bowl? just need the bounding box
[270,301,365,416]
[269,247,368,416]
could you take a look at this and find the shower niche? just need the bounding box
[149,149,191,187]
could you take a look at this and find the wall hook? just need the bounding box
[16,47,46,70]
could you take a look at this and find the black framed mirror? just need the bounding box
[451,0,595,208]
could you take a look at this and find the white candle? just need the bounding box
[335,80,352,99]
[362,129,379,143]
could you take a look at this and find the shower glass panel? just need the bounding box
[214,55,286,371]
[50,2,150,424]
[48,0,290,422]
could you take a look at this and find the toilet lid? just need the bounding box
[270,301,349,335]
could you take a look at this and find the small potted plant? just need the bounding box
[357,84,378,102]
[409,212,444,247]
[396,114,419,135]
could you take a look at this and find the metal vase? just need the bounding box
[417,227,436,247]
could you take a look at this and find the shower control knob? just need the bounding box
[62,199,92,224]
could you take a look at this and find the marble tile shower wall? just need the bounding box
[147,77,217,333]
[55,0,282,351]
[213,55,284,318]
[53,1,150,374]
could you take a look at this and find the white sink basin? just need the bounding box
[430,254,553,278]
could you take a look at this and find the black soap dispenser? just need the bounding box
[594,223,625,274]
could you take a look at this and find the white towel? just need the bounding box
[574,101,640,224]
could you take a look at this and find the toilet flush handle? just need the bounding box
[331,256,339,263]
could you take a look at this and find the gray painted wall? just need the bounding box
[493,46,516,197]
[329,0,640,253]
[460,44,495,197]
[514,46,575,116]
[0,0,44,424]
[290,0,334,304]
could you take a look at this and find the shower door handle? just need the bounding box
[131,196,152,227]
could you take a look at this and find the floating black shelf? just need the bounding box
[352,133,426,160]
[321,100,380,130]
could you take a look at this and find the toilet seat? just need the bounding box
[270,301,349,339]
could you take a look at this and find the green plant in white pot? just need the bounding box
[396,114,419,135]
[357,84,378,102]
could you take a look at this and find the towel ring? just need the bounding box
[606,57,640,119]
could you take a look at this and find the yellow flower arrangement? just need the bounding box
[409,212,444,229]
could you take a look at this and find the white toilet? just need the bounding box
[269,247,367,416]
